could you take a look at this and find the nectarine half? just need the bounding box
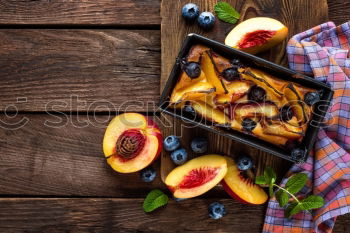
[103,113,162,173]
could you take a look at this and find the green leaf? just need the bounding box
[255,175,267,185]
[299,195,325,211]
[264,167,277,185]
[143,189,169,213]
[285,173,308,194]
[214,2,240,24]
[285,202,302,218]
[276,190,289,207]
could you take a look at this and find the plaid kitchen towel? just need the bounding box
[263,22,350,233]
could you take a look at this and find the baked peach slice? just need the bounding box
[187,44,210,63]
[103,113,162,173]
[215,81,252,105]
[191,100,231,126]
[231,102,279,120]
[170,71,215,104]
[252,122,288,146]
[225,17,288,54]
[221,156,268,205]
[165,154,227,198]
[201,51,227,94]
[284,83,312,123]
[261,120,304,140]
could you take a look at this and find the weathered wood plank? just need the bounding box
[0,0,160,26]
[0,29,160,112]
[0,114,230,197]
[328,0,350,25]
[160,0,328,180]
[0,198,265,232]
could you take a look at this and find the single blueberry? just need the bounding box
[163,135,180,152]
[182,3,200,22]
[248,86,266,102]
[222,68,239,81]
[140,167,156,182]
[197,12,215,30]
[184,62,201,79]
[280,105,294,122]
[236,155,253,171]
[231,58,242,66]
[170,148,188,165]
[291,148,306,162]
[184,105,196,115]
[304,92,320,106]
[208,202,226,219]
[190,137,208,153]
[242,118,257,131]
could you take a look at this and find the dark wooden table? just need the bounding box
[0,0,349,232]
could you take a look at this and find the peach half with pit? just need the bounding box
[221,156,268,205]
[103,113,162,173]
[225,17,288,54]
[165,154,227,198]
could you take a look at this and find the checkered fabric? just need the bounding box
[263,22,350,233]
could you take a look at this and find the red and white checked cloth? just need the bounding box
[263,21,350,233]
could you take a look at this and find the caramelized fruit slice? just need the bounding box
[252,122,288,146]
[221,156,268,204]
[215,81,252,105]
[241,67,285,97]
[170,71,215,104]
[103,113,162,173]
[262,120,304,139]
[187,44,210,63]
[232,102,279,119]
[284,84,309,123]
[165,154,228,198]
[201,51,227,94]
[191,101,231,126]
[210,51,233,73]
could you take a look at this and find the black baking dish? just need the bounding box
[159,33,333,163]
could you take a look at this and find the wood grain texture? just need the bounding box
[0,29,160,112]
[328,0,350,25]
[160,0,328,181]
[0,198,265,233]
[0,0,160,26]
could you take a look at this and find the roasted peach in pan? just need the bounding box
[169,44,320,149]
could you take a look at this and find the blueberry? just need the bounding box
[182,3,200,22]
[231,58,242,67]
[280,105,294,122]
[191,137,208,153]
[304,92,320,106]
[248,86,266,102]
[164,135,180,152]
[184,62,201,79]
[222,68,239,81]
[184,105,196,115]
[208,202,226,219]
[242,118,257,131]
[171,148,188,165]
[197,12,215,30]
[291,148,306,162]
[140,167,156,182]
[236,155,253,171]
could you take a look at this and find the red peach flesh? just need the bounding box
[238,30,276,49]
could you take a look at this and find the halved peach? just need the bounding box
[225,17,288,54]
[191,100,231,126]
[221,156,268,205]
[201,51,227,94]
[103,113,162,173]
[165,154,227,198]
[170,71,215,104]
[231,102,279,120]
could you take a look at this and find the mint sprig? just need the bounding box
[214,2,240,24]
[143,189,169,213]
[255,167,325,218]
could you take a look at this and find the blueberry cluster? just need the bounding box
[182,3,215,30]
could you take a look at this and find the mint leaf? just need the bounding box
[299,195,325,211]
[214,2,240,24]
[143,189,169,213]
[285,202,302,218]
[255,175,268,185]
[264,167,277,185]
[285,173,308,194]
[276,190,289,207]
